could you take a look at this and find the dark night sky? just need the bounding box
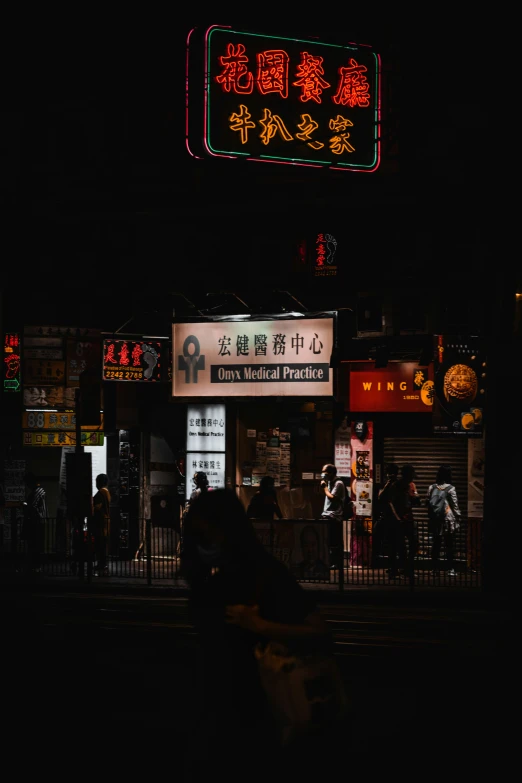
[1,16,501,335]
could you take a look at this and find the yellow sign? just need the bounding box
[22,411,104,431]
[24,359,66,384]
[23,431,104,447]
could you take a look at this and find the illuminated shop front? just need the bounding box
[171,314,340,578]
[339,339,485,579]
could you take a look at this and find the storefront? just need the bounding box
[339,343,485,580]
[171,313,339,580]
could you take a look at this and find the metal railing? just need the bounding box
[0,511,481,589]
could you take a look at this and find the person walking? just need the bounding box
[246,476,283,521]
[180,488,335,781]
[319,463,346,570]
[427,464,461,576]
[397,464,420,577]
[379,464,419,579]
[23,472,47,574]
[375,463,400,571]
[92,473,111,576]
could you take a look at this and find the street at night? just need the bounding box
[3,580,509,770]
[0,17,518,780]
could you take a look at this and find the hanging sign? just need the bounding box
[3,332,21,392]
[22,411,104,431]
[102,339,163,382]
[433,335,486,436]
[23,431,104,447]
[187,25,380,172]
[173,317,333,398]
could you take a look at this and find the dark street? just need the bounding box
[3,582,510,772]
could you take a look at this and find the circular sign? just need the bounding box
[443,363,478,404]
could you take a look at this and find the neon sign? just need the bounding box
[313,232,338,277]
[3,332,21,392]
[187,26,380,171]
[102,339,162,382]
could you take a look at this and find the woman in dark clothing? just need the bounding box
[23,472,47,573]
[180,488,332,782]
[246,476,283,520]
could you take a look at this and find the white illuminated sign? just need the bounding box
[172,317,334,398]
[186,404,226,453]
[185,452,226,500]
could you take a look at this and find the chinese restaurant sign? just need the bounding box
[172,317,334,398]
[348,362,435,413]
[102,340,163,382]
[187,26,380,171]
[3,333,21,392]
[432,335,485,436]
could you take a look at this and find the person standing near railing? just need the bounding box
[319,463,345,570]
[23,472,47,574]
[92,473,111,576]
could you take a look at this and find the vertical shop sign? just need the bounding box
[433,335,486,435]
[3,333,21,392]
[334,416,351,477]
[351,420,373,516]
[186,404,226,452]
[468,438,484,519]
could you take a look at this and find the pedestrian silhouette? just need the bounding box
[427,464,461,576]
[180,488,335,782]
[246,476,283,520]
[92,473,111,576]
[23,472,47,574]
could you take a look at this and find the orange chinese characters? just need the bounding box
[329,115,355,154]
[229,104,256,144]
[293,52,331,104]
[256,49,289,98]
[332,58,370,107]
[216,43,254,94]
[295,114,324,150]
[259,108,293,146]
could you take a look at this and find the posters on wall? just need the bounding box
[249,428,291,486]
[351,420,373,516]
[334,417,351,478]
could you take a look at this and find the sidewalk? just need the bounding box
[0,563,504,610]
